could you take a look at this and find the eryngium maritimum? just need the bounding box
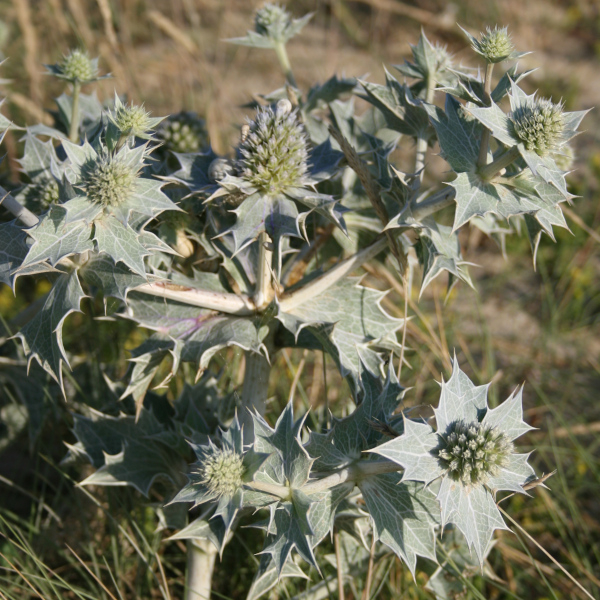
[239,100,308,194]
[59,49,98,82]
[476,26,515,63]
[157,112,209,154]
[193,447,246,498]
[511,97,565,156]
[436,420,513,486]
[115,104,153,137]
[254,3,291,39]
[80,153,138,207]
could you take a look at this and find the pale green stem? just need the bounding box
[478,145,520,181]
[0,187,39,227]
[414,75,436,187]
[477,62,495,168]
[69,81,81,143]
[273,41,297,88]
[254,231,273,310]
[185,539,217,600]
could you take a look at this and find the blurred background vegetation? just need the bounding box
[0,0,599,598]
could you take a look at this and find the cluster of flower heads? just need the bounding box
[78,151,139,207]
[238,99,308,194]
[193,446,246,498]
[511,96,565,155]
[436,420,514,486]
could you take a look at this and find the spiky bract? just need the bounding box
[475,26,515,63]
[115,103,153,137]
[157,112,208,154]
[239,101,308,194]
[436,420,513,486]
[80,153,138,207]
[193,447,245,498]
[511,97,565,156]
[432,42,453,75]
[59,49,98,83]
[254,3,291,40]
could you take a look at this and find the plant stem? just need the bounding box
[185,539,217,600]
[414,75,435,187]
[477,62,495,167]
[254,231,273,310]
[478,145,520,181]
[0,187,39,227]
[334,531,345,600]
[69,81,81,143]
[273,42,297,88]
[240,348,272,443]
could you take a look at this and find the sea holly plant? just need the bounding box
[0,5,590,600]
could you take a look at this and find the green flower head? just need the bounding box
[436,419,514,486]
[80,151,138,207]
[511,96,565,156]
[239,99,308,194]
[476,26,515,63]
[193,446,246,498]
[157,111,209,154]
[114,104,153,137]
[57,49,98,83]
[254,3,291,39]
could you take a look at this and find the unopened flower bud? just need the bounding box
[475,26,515,63]
[511,97,565,156]
[115,103,153,137]
[59,49,98,83]
[208,158,234,182]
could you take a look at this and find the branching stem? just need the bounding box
[69,81,81,143]
[414,75,436,188]
[477,62,495,167]
[478,145,520,181]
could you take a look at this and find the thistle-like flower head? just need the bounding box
[56,49,99,83]
[239,99,308,194]
[194,446,246,498]
[370,359,536,563]
[475,26,515,63]
[157,111,209,154]
[511,97,565,156]
[255,3,291,39]
[436,419,513,486]
[80,150,139,208]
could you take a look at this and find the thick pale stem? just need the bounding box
[69,81,81,143]
[477,63,495,168]
[240,349,272,443]
[254,231,273,310]
[414,75,436,186]
[185,539,217,600]
[273,42,297,88]
[0,187,39,227]
[478,145,520,181]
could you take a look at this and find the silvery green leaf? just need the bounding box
[305,138,344,183]
[246,553,307,600]
[434,359,489,433]
[466,101,516,147]
[415,218,474,296]
[482,385,535,441]
[71,407,187,496]
[228,12,312,48]
[93,216,150,276]
[369,418,442,485]
[20,207,94,269]
[167,512,227,553]
[61,196,104,224]
[306,365,405,471]
[359,474,439,574]
[451,172,502,231]
[304,75,357,113]
[15,270,86,390]
[285,188,347,231]
[253,402,314,489]
[18,133,61,179]
[81,254,146,302]
[360,69,431,138]
[437,478,507,563]
[260,501,319,576]
[307,483,355,544]
[485,453,536,493]
[0,221,57,288]
[278,277,403,384]
[165,149,220,194]
[423,95,482,173]
[517,149,571,199]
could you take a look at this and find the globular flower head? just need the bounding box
[239,99,308,194]
[511,97,565,156]
[436,419,513,486]
[57,49,98,83]
[254,3,291,40]
[79,151,138,207]
[114,103,153,137]
[475,26,515,63]
[193,446,246,498]
[157,111,209,154]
